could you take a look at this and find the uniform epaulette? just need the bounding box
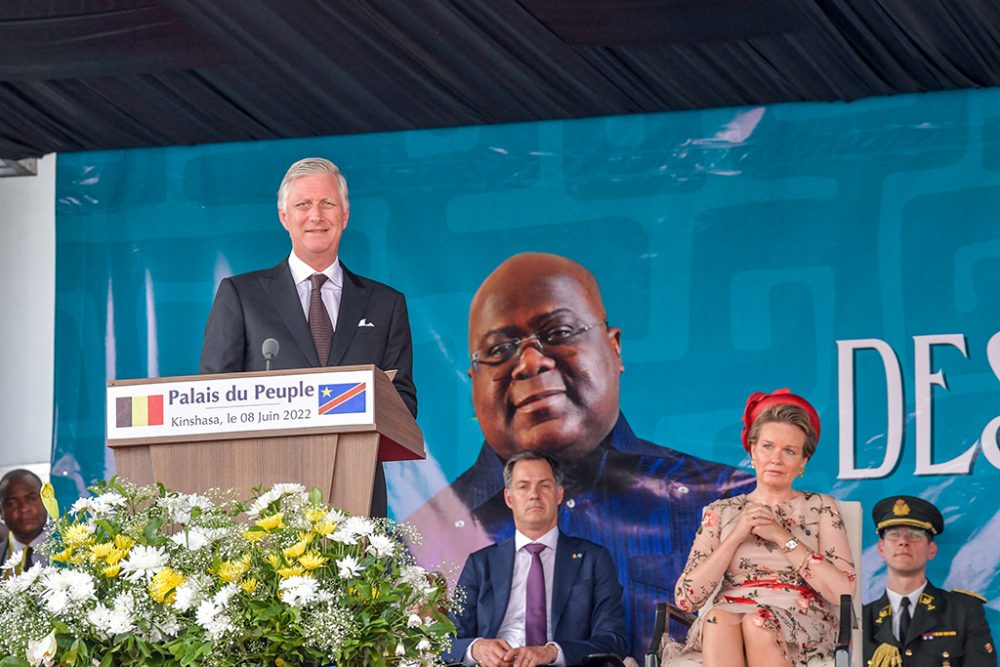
[952,589,987,603]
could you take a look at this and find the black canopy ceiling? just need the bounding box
[2,0,999,161]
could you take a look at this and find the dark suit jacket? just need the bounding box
[444,532,628,665]
[407,414,754,660]
[199,259,417,515]
[863,581,997,666]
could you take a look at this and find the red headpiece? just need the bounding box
[741,388,820,452]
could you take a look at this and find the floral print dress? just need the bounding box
[669,492,855,666]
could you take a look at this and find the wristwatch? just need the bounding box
[782,537,799,553]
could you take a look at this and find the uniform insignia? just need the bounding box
[952,589,987,603]
[919,592,936,611]
[870,642,901,667]
[922,631,957,639]
[892,498,910,516]
[875,604,891,624]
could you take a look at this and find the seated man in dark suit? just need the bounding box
[199,157,416,516]
[445,450,628,667]
[0,469,48,573]
[409,253,753,657]
[863,495,996,667]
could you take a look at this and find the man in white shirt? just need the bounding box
[0,469,48,573]
[199,157,417,516]
[444,451,627,667]
[863,495,995,667]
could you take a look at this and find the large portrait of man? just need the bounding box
[405,252,754,658]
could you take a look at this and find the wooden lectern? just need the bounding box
[106,365,423,516]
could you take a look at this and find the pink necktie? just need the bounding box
[308,273,334,363]
[524,543,547,647]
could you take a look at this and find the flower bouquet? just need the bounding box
[0,480,456,667]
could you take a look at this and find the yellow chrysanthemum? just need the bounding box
[149,567,186,605]
[312,520,335,536]
[283,539,309,560]
[298,551,327,571]
[305,508,326,522]
[114,535,135,550]
[245,529,266,542]
[50,547,74,564]
[255,512,285,532]
[275,659,287,667]
[241,578,259,595]
[89,542,114,561]
[62,523,94,547]
[102,564,122,578]
[277,565,304,579]
[264,553,281,568]
[105,546,128,565]
[217,558,250,583]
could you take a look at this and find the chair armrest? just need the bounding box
[644,602,697,667]
[834,593,855,667]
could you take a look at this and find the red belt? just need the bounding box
[722,578,815,604]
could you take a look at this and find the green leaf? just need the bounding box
[0,659,30,667]
[144,516,164,542]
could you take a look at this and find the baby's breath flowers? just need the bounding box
[0,480,456,667]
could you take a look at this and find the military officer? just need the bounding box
[863,495,996,667]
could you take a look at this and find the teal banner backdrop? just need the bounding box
[54,87,1000,643]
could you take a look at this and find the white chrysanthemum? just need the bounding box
[159,493,213,524]
[214,583,239,607]
[90,492,127,517]
[173,575,211,613]
[120,545,168,581]
[246,483,306,518]
[327,526,358,545]
[169,526,228,550]
[151,616,180,640]
[399,563,427,584]
[69,497,95,516]
[279,576,318,608]
[324,508,347,524]
[342,516,375,537]
[0,549,25,572]
[194,598,232,640]
[88,593,136,639]
[6,561,46,593]
[41,569,96,614]
[367,533,396,559]
[25,629,56,667]
[337,554,362,578]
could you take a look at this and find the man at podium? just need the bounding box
[199,157,417,516]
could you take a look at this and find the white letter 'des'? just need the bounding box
[837,339,904,479]
[914,334,975,475]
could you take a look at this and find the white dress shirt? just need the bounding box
[288,252,343,332]
[465,526,565,665]
[886,581,927,641]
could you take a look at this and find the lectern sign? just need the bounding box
[106,368,375,440]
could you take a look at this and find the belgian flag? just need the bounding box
[116,395,164,427]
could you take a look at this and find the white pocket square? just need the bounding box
[358,318,376,327]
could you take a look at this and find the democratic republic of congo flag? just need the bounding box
[116,394,164,427]
[318,382,366,415]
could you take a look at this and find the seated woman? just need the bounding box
[665,389,856,667]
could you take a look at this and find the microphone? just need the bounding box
[262,338,280,371]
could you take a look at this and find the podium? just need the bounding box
[105,365,423,516]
